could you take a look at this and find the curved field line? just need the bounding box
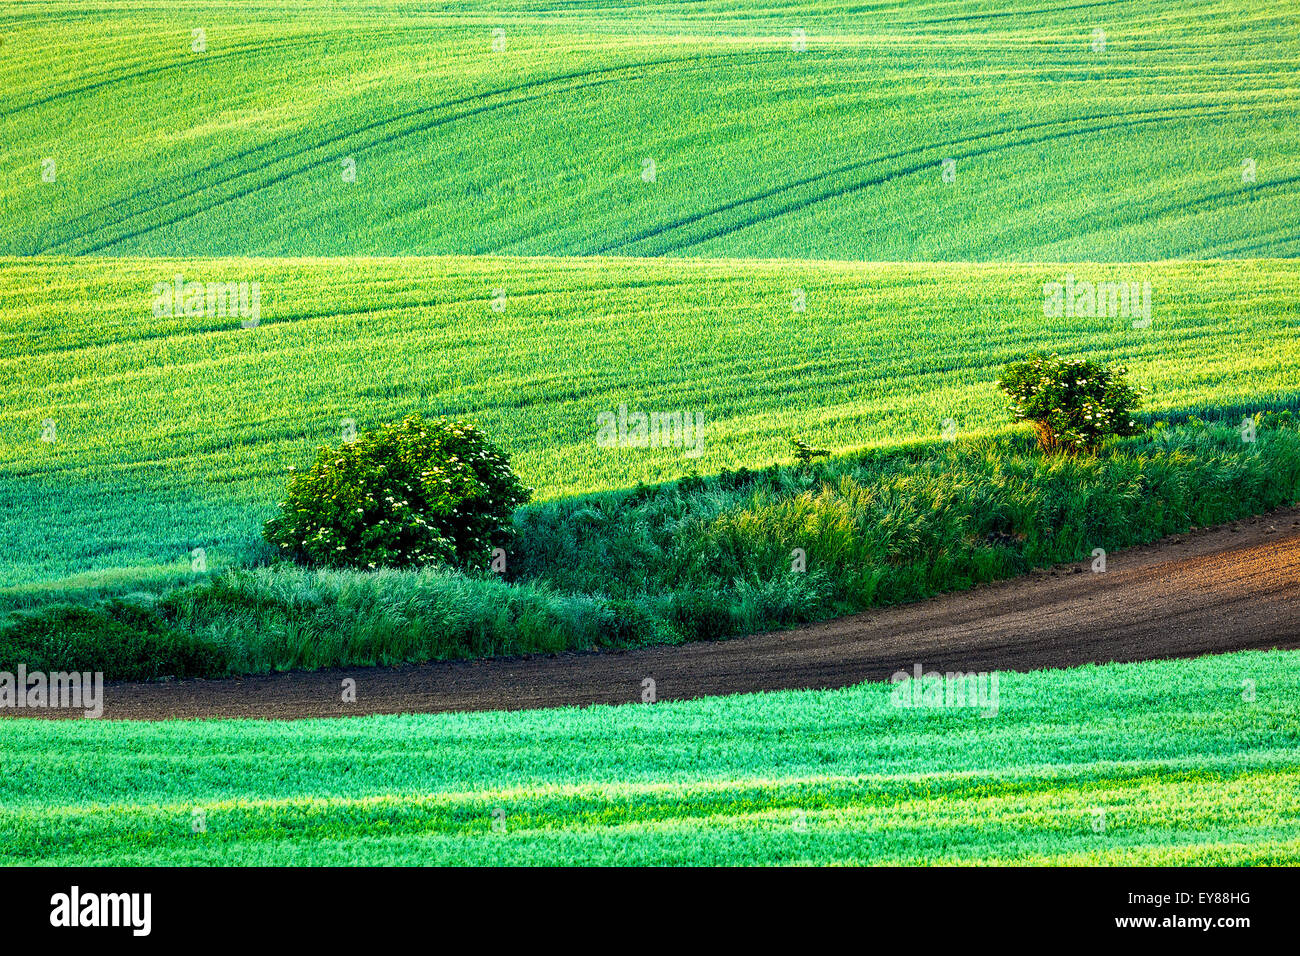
[1204,226,1300,258]
[0,35,327,119]
[659,105,1250,254]
[43,49,780,254]
[66,77,631,254]
[29,25,528,241]
[669,105,1252,254]
[5,18,452,86]
[902,0,1129,25]
[3,38,259,111]
[7,274,710,361]
[41,53,691,247]
[1111,174,1300,239]
[0,38,175,87]
[594,100,1242,255]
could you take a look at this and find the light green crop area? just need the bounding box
[2,256,1298,587]
[1,0,1297,259]
[1,650,1297,865]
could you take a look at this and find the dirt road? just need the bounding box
[32,507,1300,720]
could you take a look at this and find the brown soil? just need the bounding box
[17,507,1300,722]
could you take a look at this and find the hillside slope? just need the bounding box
[2,255,1297,585]
[3,0,1298,258]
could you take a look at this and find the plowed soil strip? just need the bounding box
[21,507,1300,721]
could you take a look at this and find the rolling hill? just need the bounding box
[2,0,1297,259]
[2,255,1297,586]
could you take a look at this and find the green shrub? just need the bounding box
[790,437,830,465]
[998,353,1143,452]
[263,415,531,571]
[0,598,228,681]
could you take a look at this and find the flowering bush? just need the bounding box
[998,353,1143,452]
[263,415,531,570]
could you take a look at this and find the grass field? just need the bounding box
[3,0,1299,871]
[1,650,1296,865]
[4,256,1299,588]
[3,1,1298,259]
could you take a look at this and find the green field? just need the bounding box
[4,0,1299,589]
[1,651,1296,865]
[2,1,1298,259]
[3,0,1299,870]
[4,256,1298,588]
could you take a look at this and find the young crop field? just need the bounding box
[3,256,1298,589]
[1,650,1297,865]
[2,1,1298,260]
[1,0,1298,885]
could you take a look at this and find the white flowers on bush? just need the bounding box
[263,414,530,570]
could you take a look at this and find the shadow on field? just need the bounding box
[1144,394,1300,428]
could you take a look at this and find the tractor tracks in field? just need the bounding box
[37,39,1297,256]
[41,49,781,254]
[57,504,1300,722]
[607,103,1270,255]
[1,34,328,120]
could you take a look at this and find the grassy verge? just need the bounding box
[4,417,1296,680]
[1,650,1296,865]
